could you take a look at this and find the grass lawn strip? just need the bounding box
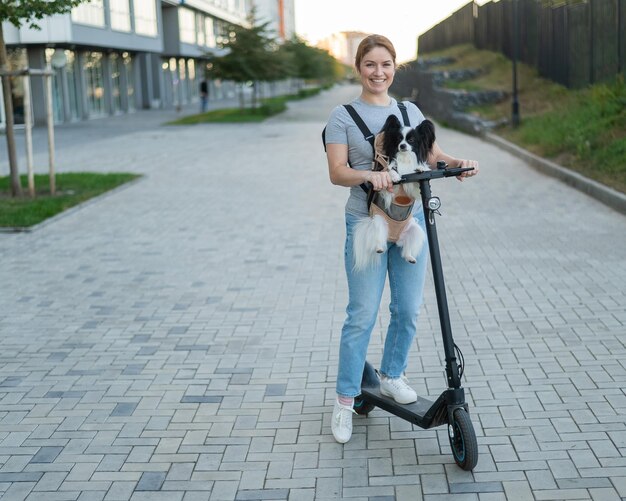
[0,172,141,229]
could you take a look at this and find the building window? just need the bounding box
[110,54,123,113]
[123,53,135,111]
[134,0,157,37]
[65,51,81,120]
[196,14,205,47]
[205,17,216,48]
[84,52,106,117]
[214,19,228,45]
[188,59,198,98]
[1,49,28,126]
[44,49,65,123]
[71,0,105,27]
[110,0,131,32]
[179,7,196,44]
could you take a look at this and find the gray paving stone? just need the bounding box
[135,471,166,491]
[29,446,64,464]
[1,84,625,501]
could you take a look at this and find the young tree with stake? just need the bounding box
[0,0,85,197]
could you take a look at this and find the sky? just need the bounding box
[293,0,486,63]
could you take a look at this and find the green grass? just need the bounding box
[166,86,325,125]
[423,44,626,193]
[0,172,140,229]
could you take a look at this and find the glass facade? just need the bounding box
[45,49,64,123]
[84,52,106,117]
[110,54,123,113]
[65,51,81,121]
[8,49,28,126]
[1,0,253,125]
[123,53,135,111]
[188,60,197,98]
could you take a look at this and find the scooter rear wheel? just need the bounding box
[353,396,375,416]
[448,408,478,471]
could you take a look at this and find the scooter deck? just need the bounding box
[360,385,448,429]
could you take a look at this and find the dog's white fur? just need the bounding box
[352,122,433,271]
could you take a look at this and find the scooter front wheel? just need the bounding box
[448,408,478,471]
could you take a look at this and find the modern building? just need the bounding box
[317,31,368,67]
[252,0,295,41]
[1,0,255,127]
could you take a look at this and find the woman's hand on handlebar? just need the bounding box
[455,159,479,181]
[365,171,394,192]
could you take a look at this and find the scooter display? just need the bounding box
[354,163,479,471]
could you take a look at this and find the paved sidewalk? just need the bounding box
[0,85,625,500]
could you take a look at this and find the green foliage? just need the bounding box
[0,172,140,228]
[508,75,626,192]
[207,16,343,87]
[425,44,626,193]
[277,36,345,82]
[208,10,285,84]
[0,0,85,28]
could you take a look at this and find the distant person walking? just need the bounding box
[200,79,209,112]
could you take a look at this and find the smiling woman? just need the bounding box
[323,33,479,445]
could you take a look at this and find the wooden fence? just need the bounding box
[418,0,626,88]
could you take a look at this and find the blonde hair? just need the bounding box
[354,34,397,70]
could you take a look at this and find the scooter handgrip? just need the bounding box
[443,167,474,177]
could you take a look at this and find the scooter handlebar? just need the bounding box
[394,166,474,185]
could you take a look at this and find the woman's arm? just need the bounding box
[326,143,394,192]
[427,141,479,180]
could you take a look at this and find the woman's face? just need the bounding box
[357,46,395,96]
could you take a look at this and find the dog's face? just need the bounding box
[381,114,436,163]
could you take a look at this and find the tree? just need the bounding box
[1,0,85,196]
[277,36,346,84]
[208,11,283,109]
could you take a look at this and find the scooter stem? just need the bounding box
[419,179,462,390]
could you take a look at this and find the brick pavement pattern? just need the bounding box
[0,85,625,500]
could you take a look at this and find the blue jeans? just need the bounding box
[336,210,429,397]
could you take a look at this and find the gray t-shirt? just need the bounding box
[325,97,426,217]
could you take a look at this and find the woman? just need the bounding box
[325,34,479,444]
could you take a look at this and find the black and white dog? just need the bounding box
[352,115,436,271]
[380,114,436,206]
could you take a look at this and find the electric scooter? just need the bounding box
[354,163,479,471]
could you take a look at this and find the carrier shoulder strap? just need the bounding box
[397,101,410,127]
[343,104,375,147]
[342,104,372,193]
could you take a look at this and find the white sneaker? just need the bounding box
[380,375,418,404]
[331,399,356,443]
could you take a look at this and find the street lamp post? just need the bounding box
[512,0,520,127]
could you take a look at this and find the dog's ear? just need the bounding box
[417,119,436,146]
[382,114,402,132]
[415,119,436,162]
[380,114,403,157]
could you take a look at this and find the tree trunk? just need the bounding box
[0,23,22,197]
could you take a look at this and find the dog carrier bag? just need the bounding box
[322,102,416,243]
